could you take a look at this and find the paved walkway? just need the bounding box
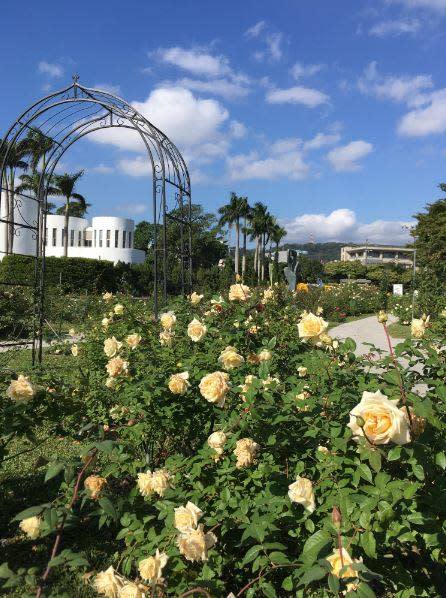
[330,314,403,356]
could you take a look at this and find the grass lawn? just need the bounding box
[387,321,411,340]
[328,313,373,329]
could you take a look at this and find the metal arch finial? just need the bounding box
[72,73,80,84]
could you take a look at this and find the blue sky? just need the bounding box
[1,0,446,244]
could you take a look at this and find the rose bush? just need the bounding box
[1,282,446,596]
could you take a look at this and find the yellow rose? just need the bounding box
[103,292,113,302]
[174,501,203,532]
[262,376,280,389]
[258,349,272,362]
[168,372,190,395]
[159,330,174,346]
[119,582,143,598]
[114,304,124,315]
[189,291,204,304]
[288,476,316,512]
[317,445,330,454]
[105,377,117,389]
[199,371,230,407]
[234,438,259,468]
[377,310,388,323]
[228,283,251,301]
[177,524,217,562]
[411,317,429,338]
[296,282,309,292]
[187,318,207,342]
[71,344,79,357]
[7,375,36,403]
[327,548,360,580]
[19,515,41,539]
[298,312,329,342]
[102,317,110,329]
[218,346,244,370]
[93,566,122,597]
[348,389,411,445]
[297,366,307,378]
[207,430,227,458]
[126,333,141,349]
[248,324,259,335]
[106,357,128,378]
[262,287,275,302]
[137,469,171,497]
[104,336,122,358]
[160,311,176,330]
[138,549,168,582]
[84,475,107,499]
[68,328,76,336]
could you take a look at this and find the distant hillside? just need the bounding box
[281,242,347,262]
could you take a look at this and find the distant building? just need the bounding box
[0,192,145,264]
[274,249,308,263]
[340,244,414,268]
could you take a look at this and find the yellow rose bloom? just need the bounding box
[160,311,176,330]
[199,371,230,407]
[106,357,128,378]
[126,333,141,349]
[296,282,309,292]
[119,582,143,598]
[218,346,244,370]
[327,548,360,580]
[71,344,79,357]
[93,566,122,597]
[168,372,190,395]
[137,469,171,497]
[228,283,251,301]
[187,318,207,342]
[104,336,122,358]
[7,375,36,403]
[102,292,113,302]
[138,549,168,582]
[297,312,329,342]
[159,330,174,346]
[113,304,124,315]
[19,515,41,539]
[84,475,107,499]
[411,317,429,338]
[234,438,259,468]
[177,524,217,562]
[258,349,272,362]
[174,501,203,532]
[348,389,411,445]
[189,291,204,304]
[288,476,316,512]
[207,430,227,458]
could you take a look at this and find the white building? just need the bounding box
[340,244,414,268]
[0,192,145,264]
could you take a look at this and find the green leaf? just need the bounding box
[99,497,118,521]
[300,530,331,565]
[358,463,373,483]
[328,573,340,593]
[0,563,14,579]
[435,452,446,470]
[343,338,357,352]
[281,576,293,591]
[44,462,64,483]
[241,545,262,566]
[368,451,381,473]
[13,505,48,521]
[387,446,401,461]
[361,531,377,558]
[269,551,290,565]
[95,440,116,454]
[299,565,327,586]
[261,582,277,598]
[356,582,377,598]
[412,463,425,481]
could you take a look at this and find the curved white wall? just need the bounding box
[0,191,39,257]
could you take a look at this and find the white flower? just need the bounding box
[288,476,316,513]
[187,318,207,342]
[138,549,168,583]
[93,566,122,597]
[104,336,122,358]
[189,291,204,304]
[114,304,124,315]
[160,311,176,330]
[174,501,203,532]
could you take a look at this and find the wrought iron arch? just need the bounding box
[0,78,192,364]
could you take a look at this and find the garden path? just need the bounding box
[330,314,403,356]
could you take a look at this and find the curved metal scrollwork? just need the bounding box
[0,78,192,365]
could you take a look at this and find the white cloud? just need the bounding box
[227,143,310,181]
[114,202,148,216]
[162,76,250,100]
[91,86,229,162]
[291,62,323,79]
[283,208,413,244]
[266,85,329,107]
[389,0,446,11]
[303,132,341,151]
[152,46,231,78]
[398,88,446,136]
[244,20,267,38]
[369,19,421,36]
[358,61,433,103]
[229,120,247,138]
[37,61,64,78]
[327,140,373,172]
[94,83,122,95]
[118,156,151,177]
[90,163,114,174]
[265,32,284,62]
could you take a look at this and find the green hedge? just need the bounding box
[0,255,126,293]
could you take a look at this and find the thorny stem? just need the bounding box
[35,449,98,598]
[381,323,414,434]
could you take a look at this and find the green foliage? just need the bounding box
[1,285,445,595]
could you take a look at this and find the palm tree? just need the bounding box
[249,202,269,281]
[24,128,54,173]
[56,200,91,218]
[0,138,29,253]
[239,196,251,279]
[16,171,59,210]
[218,193,247,275]
[270,221,287,283]
[52,171,87,257]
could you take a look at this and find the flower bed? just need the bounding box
[1,284,445,597]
